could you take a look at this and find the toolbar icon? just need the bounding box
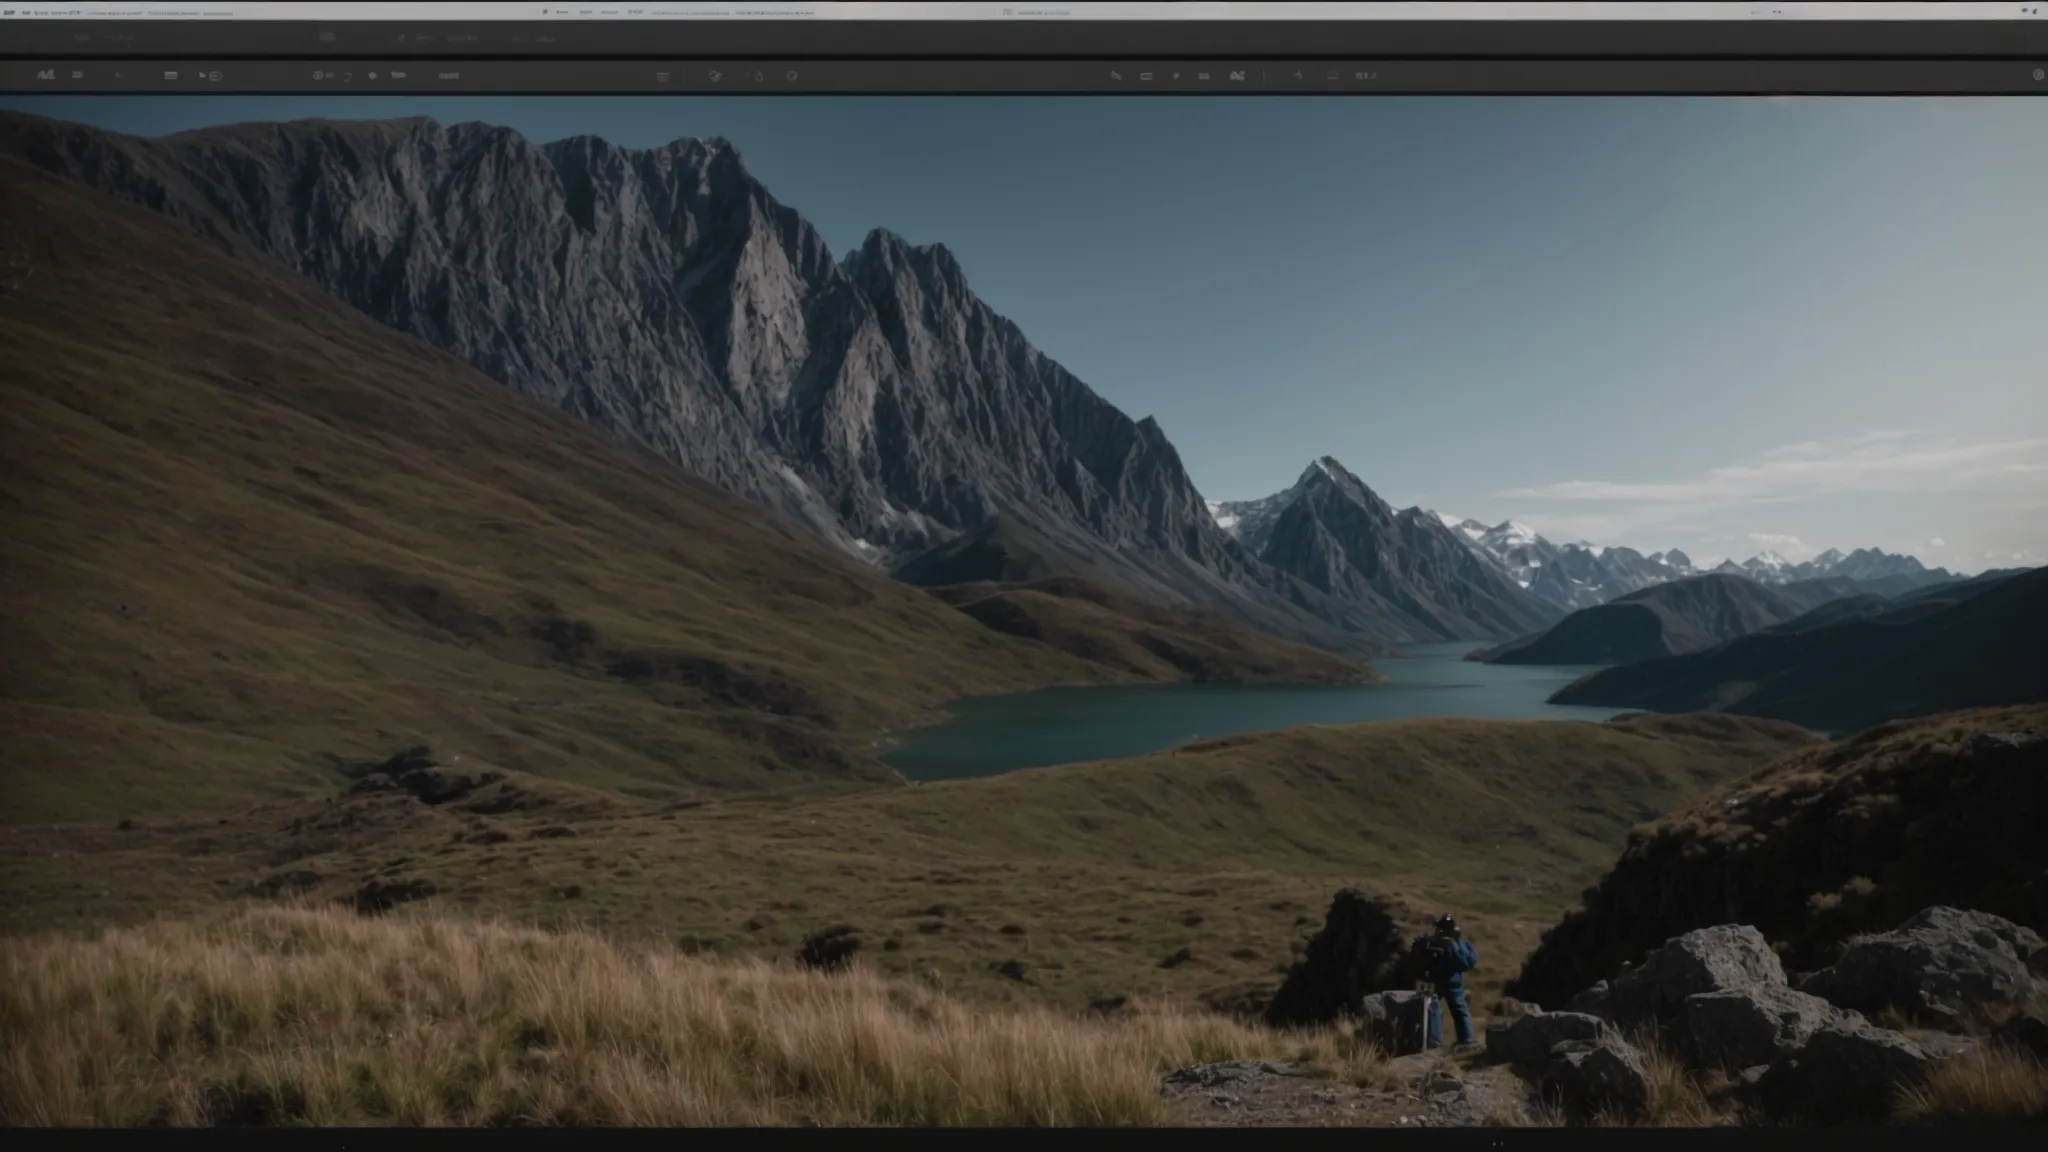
[708,70,722,82]
[1229,71,1245,81]
[163,71,178,80]
[1139,71,1153,81]
[1196,71,1210,80]
[207,71,221,82]
[786,71,798,81]
[35,69,53,81]
[655,71,670,83]
[1109,70,1122,80]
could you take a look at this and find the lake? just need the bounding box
[881,642,1637,782]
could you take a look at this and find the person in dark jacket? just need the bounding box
[1413,914,1479,1048]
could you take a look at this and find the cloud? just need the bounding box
[1930,537,1947,548]
[1746,532,1809,560]
[1499,432,2048,507]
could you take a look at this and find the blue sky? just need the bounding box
[7,94,2044,571]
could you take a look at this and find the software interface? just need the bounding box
[2,1,2044,1131]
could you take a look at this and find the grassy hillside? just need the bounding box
[1510,705,2048,1009]
[1549,568,2048,733]
[926,576,1381,686]
[0,713,1816,1012]
[0,903,1377,1126]
[0,158,1384,825]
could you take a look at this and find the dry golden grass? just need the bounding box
[0,904,1379,1127]
[1893,1046,2048,1125]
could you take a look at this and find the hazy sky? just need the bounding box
[8,95,2044,572]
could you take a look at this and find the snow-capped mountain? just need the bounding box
[1418,512,1953,611]
[1208,458,1560,642]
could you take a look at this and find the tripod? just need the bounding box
[1413,976,1440,1053]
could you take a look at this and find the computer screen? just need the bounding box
[2,0,2044,1133]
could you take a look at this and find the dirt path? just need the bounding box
[1161,1049,1543,1127]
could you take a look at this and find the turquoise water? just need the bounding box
[881,642,1634,782]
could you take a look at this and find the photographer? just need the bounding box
[1411,914,1479,1049]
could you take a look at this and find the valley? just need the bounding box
[0,103,2042,1129]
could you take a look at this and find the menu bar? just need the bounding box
[8,58,2046,93]
[8,20,2048,58]
[5,3,2037,19]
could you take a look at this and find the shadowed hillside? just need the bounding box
[1548,568,2048,732]
[1472,574,1817,666]
[1509,705,2048,1010]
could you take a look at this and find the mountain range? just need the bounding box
[0,110,1961,656]
[1426,516,1953,614]
[1549,567,2048,732]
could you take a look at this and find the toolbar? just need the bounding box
[8,58,2046,93]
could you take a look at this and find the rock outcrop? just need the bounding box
[1796,906,2043,1029]
[1265,889,1412,1028]
[1508,707,2048,1010]
[1598,924,1787,1032]
[1486,1010,1609,1066]
[1355,990,1433,1057]
[1752,1017,1943,1124]
[1681,985,1842,1072]
[1539,1040,1652,1120]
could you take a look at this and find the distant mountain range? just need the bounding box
[1425,514,1954,613]
[0,110,1974,660]
[1549,567,2048,732]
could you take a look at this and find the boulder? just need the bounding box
[1992,1014,2048,1062]
[1682,985,1842,1072]
[348,877,436,915]
[1755,1017,1935,1124]
[1540,1039,1652,1121]
[1356,990,1432,1057]
[1798,906,2042,1029]
[1264,888,1410,1028]
[1565,979,1611,1017]
[1488,1010,1609,1066]
[795,924,863,972]
[1602,924,1786,1031]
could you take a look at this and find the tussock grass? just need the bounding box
[1894,1046,2048,1125]
[0,905,1369,1127]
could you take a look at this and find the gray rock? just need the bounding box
[1798,906,2042,1029]
[1755,1017,1935,1124]
[1603,924,1787,1031]
[1163,1060,1299,1088]
[1356,990,1432,1057]
[1489,1010,1609,1066]
[1540,1039,1652,1120]
[1681,985,1842,1072]
[1564,979,1611,1017]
